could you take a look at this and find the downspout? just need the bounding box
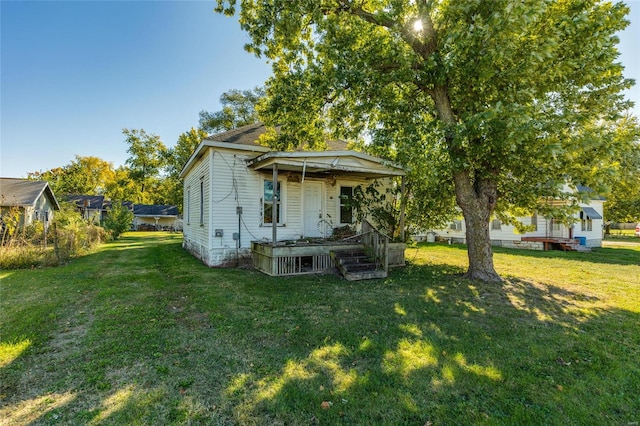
[301,159,307,183]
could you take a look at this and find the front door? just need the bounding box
[303,181,324,237]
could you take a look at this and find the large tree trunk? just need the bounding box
[454,171,502,282]
[430,86,501,282]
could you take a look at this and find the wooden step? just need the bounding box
[342,262,378,272]
[343,268,388,281]
[330,249,387,281]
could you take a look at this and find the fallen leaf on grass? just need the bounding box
[321,401,332,409]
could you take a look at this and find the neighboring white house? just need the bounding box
[132,204,181,231]
[0,178,60,230]
[179,123,406,267]
[431,185,605,250]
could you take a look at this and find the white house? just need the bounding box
[179,123,406,270]
[431,185,605,250]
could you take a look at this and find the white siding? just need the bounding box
[183,145,402,266]
[429,201,604,248]
[182,150,211,264]
[574,199,605,247]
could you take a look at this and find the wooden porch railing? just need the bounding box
[361,219,389,273]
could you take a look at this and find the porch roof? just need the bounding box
[246,151,405,179]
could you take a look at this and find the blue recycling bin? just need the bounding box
[576,236,587,246]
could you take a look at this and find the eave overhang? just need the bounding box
[246,151,405,179]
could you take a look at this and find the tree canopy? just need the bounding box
[217,0,639,281]
[199,87,264,134]
[123,128,168,202]
[28,156,115,196]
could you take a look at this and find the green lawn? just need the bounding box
[1,233,639,425]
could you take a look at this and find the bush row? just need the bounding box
[0,203,115,269]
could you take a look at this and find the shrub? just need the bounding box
[103,201,134,240]
[0,202,107,269]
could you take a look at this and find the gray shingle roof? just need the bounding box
[576,184,607,201]
[0,178,60,209]
[133,204,178,217]
[64,195,106,209]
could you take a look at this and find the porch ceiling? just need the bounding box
[247,151,405,179]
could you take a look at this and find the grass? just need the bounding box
[1,232,639,425]
[605,228,639,243]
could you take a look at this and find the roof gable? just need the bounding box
[180,123,403,179]
[0,178,60,210]
[576,184,607,201]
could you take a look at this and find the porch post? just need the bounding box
[399,175,406,241]
[272,164,278,247]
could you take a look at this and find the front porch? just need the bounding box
[248,150,407,280]
[252,220,406,279]
[521,237,591,252]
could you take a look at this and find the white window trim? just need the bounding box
[531,212,538,231]
[580,212,593,231]
[339,185,355,225]
[261,177,286,226]
[199,179,204,226]
[450,220,463,231]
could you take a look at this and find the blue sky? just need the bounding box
[1,1,639,179]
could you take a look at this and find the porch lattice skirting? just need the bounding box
[251,241,344,276]
[251,241,406,277]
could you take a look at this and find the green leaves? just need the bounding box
[218,0,639,276]
[123,128,168,203]
[199,87,264,134]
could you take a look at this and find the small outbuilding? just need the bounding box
[133,204,180,231]
[0,177,60,231]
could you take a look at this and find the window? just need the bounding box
[339,186,354,224]
[580,211,592,231]
[491,218,502,230]
[199,180,204,225]
[552,219,562,231]
[263,180,282,224]
[531,212,538,231]
[450,220,463,231]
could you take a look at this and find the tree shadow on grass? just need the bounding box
[1,236,639,425]
[201,262,640,424]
